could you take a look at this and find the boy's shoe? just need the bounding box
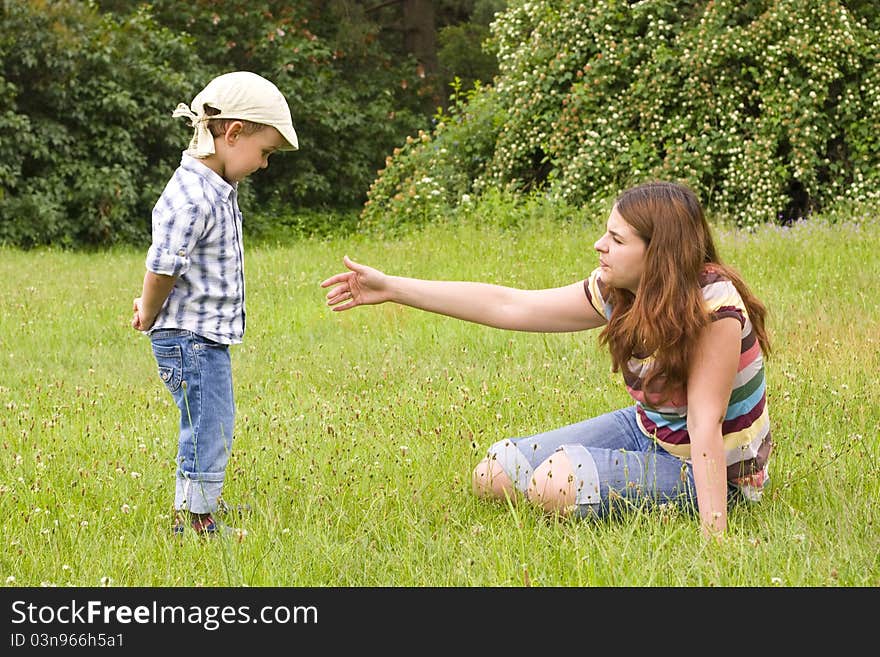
[172,511,231,537]
[190,513,220,534]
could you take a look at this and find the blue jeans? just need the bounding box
[150,329,235,514]
[486,407,698,518]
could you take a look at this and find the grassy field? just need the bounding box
[1,206,878,587]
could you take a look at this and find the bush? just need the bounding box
[0,0,429,247]
[362,79,507,234]
[138,0,429,212]
[364,0,880,231]
[0,1,203,247]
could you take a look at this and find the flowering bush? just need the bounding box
[361,79,507,232]
[364,0,879,230]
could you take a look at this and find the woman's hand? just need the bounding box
[321,256,391,311]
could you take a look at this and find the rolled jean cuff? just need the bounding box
[487,439,534,494]
[558,444,601,507]
[175,473,224,513]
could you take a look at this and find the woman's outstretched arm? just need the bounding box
[321,256,605,333]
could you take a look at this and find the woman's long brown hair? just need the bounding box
[599,181,771,393]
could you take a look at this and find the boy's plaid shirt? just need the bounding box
[145,154,246,345]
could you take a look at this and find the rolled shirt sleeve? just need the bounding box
[146,201,207,278]
[583,267,611,320]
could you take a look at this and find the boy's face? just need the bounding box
[217,123,287,183]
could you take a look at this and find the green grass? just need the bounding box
[1,206,878,587]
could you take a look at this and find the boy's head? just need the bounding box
[173,71,298,170]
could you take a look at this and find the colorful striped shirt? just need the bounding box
[584,266,772,500]
[145,154,245,345]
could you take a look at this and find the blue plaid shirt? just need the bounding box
[145,154,245,344]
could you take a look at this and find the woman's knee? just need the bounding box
[472,457,516,500]
[528,450,577,514]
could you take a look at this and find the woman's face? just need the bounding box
[593,206,647,293]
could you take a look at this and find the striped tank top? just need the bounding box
[584,266,772,501]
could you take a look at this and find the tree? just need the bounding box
[364,0,506,112]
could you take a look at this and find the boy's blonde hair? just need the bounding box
[203,104,268,139]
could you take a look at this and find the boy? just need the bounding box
[131,71,298,535]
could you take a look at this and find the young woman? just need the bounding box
[321,181,771,539]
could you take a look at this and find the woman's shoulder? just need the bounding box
[700,265,747,315]
[699,264,732,286]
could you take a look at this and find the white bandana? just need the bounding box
[172,71,299,158]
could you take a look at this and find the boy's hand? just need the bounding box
[131,297,154,332]
[132,272,176,332]
[321,256,390,311]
